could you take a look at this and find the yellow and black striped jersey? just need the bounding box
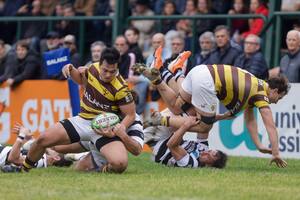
[79,62,133,119]
[207,64,270,115]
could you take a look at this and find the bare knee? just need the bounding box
[109,159,128,173]
[34,134,51,148]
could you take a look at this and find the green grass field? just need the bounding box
[0,153,299,200]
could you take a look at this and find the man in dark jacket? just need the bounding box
[0,41,42,87]
[207,25,242,65]
[234,34,268,80]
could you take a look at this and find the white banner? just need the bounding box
[208,83,300,159]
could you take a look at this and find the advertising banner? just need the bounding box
[0,81,72,144]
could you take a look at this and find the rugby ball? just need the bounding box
[91,112,120,129]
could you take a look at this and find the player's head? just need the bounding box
[267,74,290,104]
[199,150,227,169]
[99,47,120,82]
[46,154,73,167]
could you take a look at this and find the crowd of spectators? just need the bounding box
[0,0,299,115]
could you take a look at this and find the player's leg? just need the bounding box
[52,142,86,154]
[73,153,95,171]
[97,140,128,173]
[23,122,73,171]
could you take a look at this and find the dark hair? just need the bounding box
[99,47,120,65]
[211,150,228,169]
[267,74,290,95]
[16,40,30,50]
[214,25,230,35]
[125,27,140,36]
[115,35,130,46]
[52,154,73,167]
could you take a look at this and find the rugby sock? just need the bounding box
[160,116,170,127]
[174,70,185,82]
[22,157,36,172]
[161,70,173,85]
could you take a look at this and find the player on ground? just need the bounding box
[151,116,227,168]
[133,49,290,168]
[22,48,137,173]
[0,124,72,172]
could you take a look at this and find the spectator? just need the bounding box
[40,0,59,16]
[74,0,96,16]
[211,0,232,25]
[193,31,216,66]
[85,41,106,66]
[234,34,268,80]
[131,0,155,54]
[146,33,172,67]
[55,4,79,38]
[0,41,42,87]
[114,35,149,115]
[63,35,80,68]
[269,30,300,83]
[16,0,47,52]
[40,31,62,54]
[154,0,187,14]
[124,27,144,63]
[281,0,300,12]
[164,35,192,75]
[159,0,178,34]
[114,35,132,79]
[241,0,268,39]
[0,40,12,77]
[196,0,215,37]
[207,25,242,65]
[228,0,249,43]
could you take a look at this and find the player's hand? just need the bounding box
[12,123,33,141]
[270,155,287,168]
[62,64,74,78]
[112,123,126,137]
[183,116,200,128]
[78,66,88,75]
[92,122,115,138]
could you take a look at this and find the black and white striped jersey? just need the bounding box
[0,144,47,168]
[152,137,209,168]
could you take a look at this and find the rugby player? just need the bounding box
[133,49,290,168]
[22,48,137,173]
[1,124,72,172]
[152,116,227,168]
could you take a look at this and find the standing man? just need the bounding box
[22,48,137,173]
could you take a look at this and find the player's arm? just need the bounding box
[8,125,32,166]
[62,64,87,86]
[7,138,25,166]
[244,107,272,154]
[113,124,142,156]
[119,102,136,129]
[259,107,287,167]
[167,116,199,161]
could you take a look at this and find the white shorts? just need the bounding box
[181,65,218,114]
[60,116,101,144]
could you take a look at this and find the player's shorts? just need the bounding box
[60,116,120,149]
[80,141,107,171]
[181,65,218,114]
[0,146,11,167]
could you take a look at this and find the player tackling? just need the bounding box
[133,48,290,168]
[22,47,139,173]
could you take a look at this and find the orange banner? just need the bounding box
[0,80,72,145]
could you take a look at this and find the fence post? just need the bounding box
[113,0,128,43]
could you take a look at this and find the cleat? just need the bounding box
[132,63,162,84]
[150,46,163,70]
[132,63,148,74]
[168,51,191,73]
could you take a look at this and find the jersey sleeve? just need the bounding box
[176,153,199,168]
[115,86,134,105]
